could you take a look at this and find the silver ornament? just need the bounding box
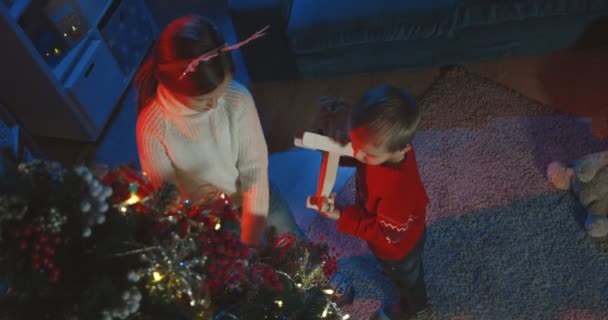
[80,200,92,213]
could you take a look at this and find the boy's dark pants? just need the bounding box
[377,231,428,314]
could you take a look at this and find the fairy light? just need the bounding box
[115,195,139,215]
[322,289,334,295]
[214,222,221,231]
[342,315,350,319]
[152,271,163,282]
[274,300,283,308]
[219,192,230,204]
[321,303,330,318]
[124,194,140,205]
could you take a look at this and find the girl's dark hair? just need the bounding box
[135,15,235,112]
[350,84,421,152]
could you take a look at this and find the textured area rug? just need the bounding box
[307,67,608,320]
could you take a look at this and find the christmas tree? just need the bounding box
[0,158,352,320]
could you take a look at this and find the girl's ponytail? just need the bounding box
[135,15,236,113]
[134,55,158,113]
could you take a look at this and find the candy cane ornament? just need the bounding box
[294,132,354,215]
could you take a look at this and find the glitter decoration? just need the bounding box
[140,234,210,311]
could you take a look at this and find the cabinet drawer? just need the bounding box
[101,0,154,76]
[73,0,111,25]
[64,39,125,132]
[0,113,19,159]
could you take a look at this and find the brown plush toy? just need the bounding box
[547,150,608,238]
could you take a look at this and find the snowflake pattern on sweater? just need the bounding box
[336,148,429,260]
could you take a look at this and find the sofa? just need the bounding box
[230,0,608,80]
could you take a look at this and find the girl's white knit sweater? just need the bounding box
[136,81,269,244]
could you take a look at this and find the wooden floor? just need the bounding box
[467,46,608,140]
[34,46,608,164]
[250,68,442,152]
[251,46,608,153]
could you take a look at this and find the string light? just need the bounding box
[124,194,140,205]
[321,303,330,318]
[322,289,334,295]
[152,271,163,282]
[274,300,283,308]
[342,315,350,319]
[141,236,208,310]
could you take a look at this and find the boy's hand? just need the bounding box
[324,208,341,221]
[309,193,341,221]
[315,96,351,145]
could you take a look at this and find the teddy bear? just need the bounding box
[547,150,608,238]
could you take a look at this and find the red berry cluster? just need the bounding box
[315,237,339,279]
[199,229,284,294]
[11,224,62,283]
[199,230,250,293]
[205,197,239,222]
[200,229,249,260]
[321,255,339,279]
[246,263,283,291]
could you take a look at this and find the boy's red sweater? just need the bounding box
[336,147,429,260]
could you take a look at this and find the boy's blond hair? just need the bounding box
[349,85,421,152]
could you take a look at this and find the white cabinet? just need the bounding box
[64,38,125,131]
[0,0,157,141]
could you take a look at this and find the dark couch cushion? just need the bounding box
[452,0,608,30]
[229,0,299,81]
[229,0,281,10]
[288,0,608,55]
[287,0,608,78]
[289,0,460,26]
[287,0,460,53]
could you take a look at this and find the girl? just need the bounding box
[135,15,302,247]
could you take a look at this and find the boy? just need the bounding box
[314,85,431,320]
